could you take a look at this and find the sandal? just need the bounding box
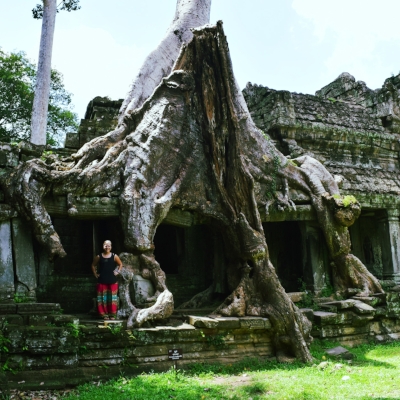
[103,316,110,320]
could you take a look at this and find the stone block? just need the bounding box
[164,209,193,228]
[352,296,381,307]
[212,317,240,329]
[369,321,382,335]
[321,299,356,310]
[313,311,338,325]
[1,314,23,325]
[352,300,375,315]
[314,311,353,325]
[352,314,374,326]
[300,308,314,321]
[320,304,338,312]
[0,220,15,300]
[64,132,79,149]
[375,333,400,343]
[239,317,267,329]
[24,337,56,354]
[388,333,400,341]
[188,315,218,328]
[287,292,305,303]
[374,307,387,317]
[262,318,272,329]
[28,314,54,326]
[53,315,80,326]
[11,219,37,296]
[17,303,61,314]
[320,325,369,338]
[0,304,17,314]
[381,318,400,334]
[325,346,354,360]
[372,293,387,305]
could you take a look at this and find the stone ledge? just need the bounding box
[188,315,218,328]
[352,300,376,315]
[17,303,61,314]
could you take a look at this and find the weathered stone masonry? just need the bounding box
[2,73,400,388]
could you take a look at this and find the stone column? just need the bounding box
[0,220,15,300]
[38,249,53,287]
[300,222,329,293]
[379,209,400,284]
[11,218,37,300]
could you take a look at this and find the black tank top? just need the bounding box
[97,253,117,284]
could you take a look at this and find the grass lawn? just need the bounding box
[64,341,400,400]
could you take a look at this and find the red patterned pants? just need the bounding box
[97,283,118,317]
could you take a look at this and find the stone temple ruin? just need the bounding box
[2,71,400,388]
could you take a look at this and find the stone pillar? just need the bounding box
[38,249,53,287]
[11,218,37,300]
[379,209,400,284]
[300,222,329,293]
[0,220,15,300]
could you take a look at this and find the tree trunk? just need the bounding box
[0,3,383,363]
[30,0,57,145]
[72,0,211,169]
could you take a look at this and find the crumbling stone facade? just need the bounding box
[244,72,400,291]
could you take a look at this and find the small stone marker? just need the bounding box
[325,346,354,360]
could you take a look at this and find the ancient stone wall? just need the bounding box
[243,72,400,287]
[2,293,400,390]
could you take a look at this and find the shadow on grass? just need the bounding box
[184,340,400,377]
[311,340,400,369]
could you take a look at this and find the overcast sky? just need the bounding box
[1,0,400,119]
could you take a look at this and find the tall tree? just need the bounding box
[0,0,383,362]
[30,0,80,145]
[0,49,78,145]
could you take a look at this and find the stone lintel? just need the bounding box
[163,209,194,227]
[262,205,316,222]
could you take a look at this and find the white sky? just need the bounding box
[1,0,400,119]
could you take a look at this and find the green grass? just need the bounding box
[64,341,400,400]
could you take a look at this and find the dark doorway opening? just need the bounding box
[53,218,93,276]
[154,224,183,274]
[263,221,303,292]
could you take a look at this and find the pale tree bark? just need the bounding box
[0,1,383,363]
[30,0,57,146]
[72,0,212,169]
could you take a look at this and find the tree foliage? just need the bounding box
[0,49,78,145]
[32,0,81,19]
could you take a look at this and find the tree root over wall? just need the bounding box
[0,22,383,363]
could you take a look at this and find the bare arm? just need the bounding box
[91,255,100,278]
[114,254,123,275]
